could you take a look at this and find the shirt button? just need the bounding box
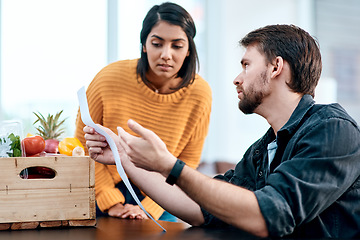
[254,150,260,155]
[258,171,263,177]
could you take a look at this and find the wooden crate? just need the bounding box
[0,156,95,230]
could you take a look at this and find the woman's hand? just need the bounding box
[108,203,149,220]
[117,119,177,176]
[83,125,119,165]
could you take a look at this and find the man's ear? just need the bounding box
[271,56,283,79]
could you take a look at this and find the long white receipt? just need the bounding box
[77,86,166,232]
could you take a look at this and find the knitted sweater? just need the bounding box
[74,59,212,220]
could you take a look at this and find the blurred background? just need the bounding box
[1,0,359,164]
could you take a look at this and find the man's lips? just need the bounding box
[236,88,243,98]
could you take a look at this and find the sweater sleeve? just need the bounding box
[140,196,165,220]
[74,79,126,212]
[95,162,125,211]
[178,96,212,169]
[141,105,211,220]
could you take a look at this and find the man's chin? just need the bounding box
[238,101,257,115]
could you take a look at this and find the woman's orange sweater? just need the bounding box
[74,59,212,220]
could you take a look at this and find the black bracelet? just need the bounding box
[165,159,185,185]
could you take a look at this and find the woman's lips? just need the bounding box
[158,64,172,71]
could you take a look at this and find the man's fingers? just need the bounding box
[117,126,133,152]
[127,119,152,139]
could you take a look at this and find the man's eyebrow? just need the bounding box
[150,34,186,42]
[240,58,247,65]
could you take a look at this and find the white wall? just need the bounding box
[201,0,315,163]
[2,0,334,164]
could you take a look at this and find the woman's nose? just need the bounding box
[161,46,171,60]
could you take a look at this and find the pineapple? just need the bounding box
[33,110,67,153]
[33,110,66,140]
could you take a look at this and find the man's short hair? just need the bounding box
[240,24,322,97]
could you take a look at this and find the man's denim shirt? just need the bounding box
[202,95,360,238]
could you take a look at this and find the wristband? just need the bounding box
[165,159,185,185]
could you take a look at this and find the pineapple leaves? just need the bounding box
[33,110,67,140]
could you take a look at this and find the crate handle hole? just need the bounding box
[20,166,57,179]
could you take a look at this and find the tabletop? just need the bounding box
[0,217,262,240]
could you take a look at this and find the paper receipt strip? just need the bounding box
[77,86,166,232]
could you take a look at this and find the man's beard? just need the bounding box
[238,70,269,114]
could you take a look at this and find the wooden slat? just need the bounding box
[0,223,10,230]
[0,188,95,223]
[11,221,39,230]
[39,220,62,228]
[0,219,97,231]
[0,156,94,191]
[68,219,96,227]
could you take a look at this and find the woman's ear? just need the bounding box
[143,45,147,53]
[271,56,283,79]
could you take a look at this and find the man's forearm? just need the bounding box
[175,165,269,237]
[122,159,205,224]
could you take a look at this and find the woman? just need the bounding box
[75,2,212,222]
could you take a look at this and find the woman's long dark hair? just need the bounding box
[136,2,199,90]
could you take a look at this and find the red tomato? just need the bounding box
[21,136,46,156]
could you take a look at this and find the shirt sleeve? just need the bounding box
[177,100,211,169]
[255,117,360,237]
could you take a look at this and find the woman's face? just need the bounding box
[143,21,190,82]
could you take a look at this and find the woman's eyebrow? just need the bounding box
[150,34,186,42]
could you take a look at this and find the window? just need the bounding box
[0,0,205,138]
[0,0,107,136]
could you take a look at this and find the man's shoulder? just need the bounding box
[310,103,358,127]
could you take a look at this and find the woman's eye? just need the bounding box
[152,42,161,47]
[173,45,183,49]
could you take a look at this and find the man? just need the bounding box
[84,24,360,238]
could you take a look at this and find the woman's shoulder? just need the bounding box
[88,59,139,90]
[100,59,138,73]
[190,74,212,99]
[92,59,138,83]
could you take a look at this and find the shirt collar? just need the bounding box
[260,94,315,146]
[278,94,315,136]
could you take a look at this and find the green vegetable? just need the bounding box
[7,133,22,157]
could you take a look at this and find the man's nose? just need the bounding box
[233,73,243,85]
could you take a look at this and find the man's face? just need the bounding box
[233,45,271,114]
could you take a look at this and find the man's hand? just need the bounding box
[117,119,176,176]
[108,203,149,220]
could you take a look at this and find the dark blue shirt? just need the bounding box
[202,95,360,238]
